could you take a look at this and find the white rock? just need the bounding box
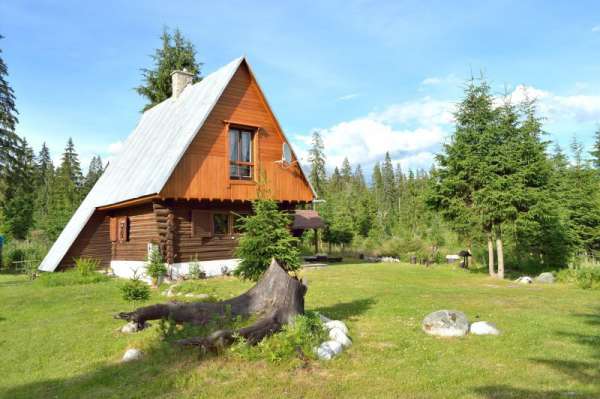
[470,321,500,336]
[329,327,352,347]
[120,321,150,334]
[422,310,469,337]
[122,348,143,362]
[315,345,334,360]
[320,340,343,356]
[324,320,349,335]
[516,276,533,284]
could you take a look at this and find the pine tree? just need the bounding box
[0,34,21,233]
[33,143,54,231]
[340,157,352,185]
[381,152,397,226]
[45,138,84,240]
[590,127,600,170]
[234,199,300,281]
[136,28,202,111]
[563,136,600,255]
[82,155,104,196]
[308,131,327,197]
[3,139,35,239]
[427,77,494,274]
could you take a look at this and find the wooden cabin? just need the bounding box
[39,57,316,278]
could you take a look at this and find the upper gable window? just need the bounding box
[229,128,254,180]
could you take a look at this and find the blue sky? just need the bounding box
[3,0,600,174]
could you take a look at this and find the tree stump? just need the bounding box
[116,259,307,351]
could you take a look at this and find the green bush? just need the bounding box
[37,270,110,287]
[556,266,600,289]
[188,260,206,279]
[234,199,300,281]
[229,311,327,363]
[75,257,100,276]
[146,247,167,280]
[121,279,151,303]
[2,239,48,273]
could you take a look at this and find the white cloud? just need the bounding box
[420,74,460,87]
[294,82,600,177]
[507,84,600,122]
[294,97,455,172]
[337,93,360,101]
[421,77,442,85]
[105,140,124,165]
[108,140,124,154]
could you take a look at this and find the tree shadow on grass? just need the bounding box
[0,316,240,399]
[473,308,600,398]
[313,297,376,321]
[0,341,202,399]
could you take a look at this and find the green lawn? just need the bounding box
[1,263,599,399]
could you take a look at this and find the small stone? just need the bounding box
[324,320,348,335]
[329,327,352,347]
[535,272,555,284]
[320,340,343,356]
[470,321,500,336]
[422,310,469,337]
[516,276,533,284]
[120,321,150,334]
[122,348,143,362]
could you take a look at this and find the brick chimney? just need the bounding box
[171,68,194,99]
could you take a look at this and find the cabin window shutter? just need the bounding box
[117,216,129,243]
[109,217,118,242]
[192,210,212,237]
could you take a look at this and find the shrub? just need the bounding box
[121,279,151,304]
[556,266,600,289]
[75,257,100,276]
[229,311,327,363]
[188,260,206,279]
[234,199,300,281]
[146,247,167,280]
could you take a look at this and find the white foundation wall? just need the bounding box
[169,259,241,279]
[110,258,240,281]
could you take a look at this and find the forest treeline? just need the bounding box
[2,29,600,275]
[307,79,600,274]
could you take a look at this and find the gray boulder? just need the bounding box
[422,310,469,337]
[535,272,555,284]
[470,321,500,336]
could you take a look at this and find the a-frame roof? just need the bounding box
[40,56,314,272]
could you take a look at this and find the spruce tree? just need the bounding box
[33,143,54,232]
[3,139,35,239]
[82,155,104,196]
[136,28,202,111]
[340,157,352,185]
[590,127,600,170]
[308,131,327,197]
[0,34,21,234]
[427,77,494,274]
[234,199,300,281]
[45,138,84,240]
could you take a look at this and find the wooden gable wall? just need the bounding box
[160,62,314,202]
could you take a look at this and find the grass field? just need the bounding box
[0,263,599,399]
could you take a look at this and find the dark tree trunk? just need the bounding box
[116,259,307,351]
